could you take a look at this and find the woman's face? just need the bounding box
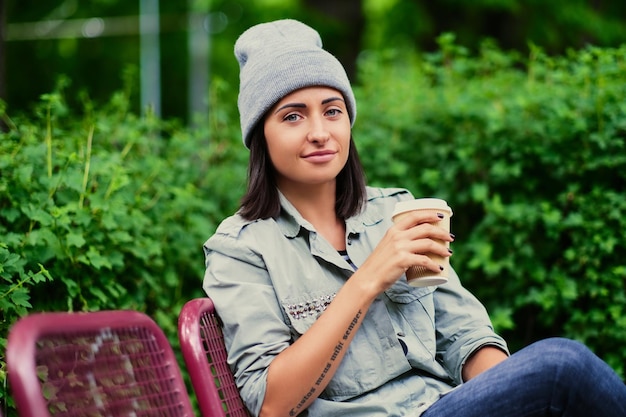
[263,86,351,192]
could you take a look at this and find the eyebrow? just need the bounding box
[274,96,345,114]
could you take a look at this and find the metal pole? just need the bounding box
[0,0,7,107]
[139,0,161,117]
[187,0,209,125]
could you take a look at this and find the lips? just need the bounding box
[303,150,337,163]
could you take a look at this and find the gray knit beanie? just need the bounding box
[235,19,357,148]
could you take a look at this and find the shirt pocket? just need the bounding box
[282,291,337,338]
[385,281,437,356]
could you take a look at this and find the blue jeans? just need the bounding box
[423,338,626,417]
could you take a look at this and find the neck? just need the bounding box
[280,181,336,220]
[279,182,346,251]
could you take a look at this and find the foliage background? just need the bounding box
[2,1,626,416]
[3,0,626,121]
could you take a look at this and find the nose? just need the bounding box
[306,116,330,143]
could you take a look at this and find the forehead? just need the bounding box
[273,86,344,107]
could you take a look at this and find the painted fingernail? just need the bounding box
[448,248,453,254]
[437,212,445,219]
[439,265,444,271]
[449,233,456,239]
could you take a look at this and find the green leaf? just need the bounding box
[10,289,32,308]
[66,232,86,248]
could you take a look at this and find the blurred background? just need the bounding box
[2,1,626,414]
[2,0,626,123]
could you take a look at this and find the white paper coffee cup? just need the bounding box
[392,198,453,287]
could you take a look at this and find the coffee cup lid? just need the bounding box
[392,198,453,218]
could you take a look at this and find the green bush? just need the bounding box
[1,36,625,414]
[0,77,247,412]
[354,35,626,377]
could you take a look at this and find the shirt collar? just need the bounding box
[275,188,385,238]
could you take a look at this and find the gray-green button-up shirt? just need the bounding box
[203,186,508,416]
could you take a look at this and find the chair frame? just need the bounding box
[178,297,250,417]
[7,309,195,417]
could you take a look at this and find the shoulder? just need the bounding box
[366,186,413,202]
[365,186,414,213]
[211,211,280,238]
[212,212,259,237]
[204,212,279,258]
[347,187,415,228]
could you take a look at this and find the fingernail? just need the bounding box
[448,248,453,254]
[437,212,445,219]
[439,265,444,271]
[449,233,456,239]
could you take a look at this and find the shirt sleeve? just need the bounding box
[433,266,509,385]
[202,222,292,416]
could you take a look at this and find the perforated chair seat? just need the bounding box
[7,310,194,417]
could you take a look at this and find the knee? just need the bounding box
[526,337,595,377]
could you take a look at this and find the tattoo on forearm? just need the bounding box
[289,387,316,416]
[288,310,363,416]
[343,310,362,340]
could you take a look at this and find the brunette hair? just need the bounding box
[238,122,367,221]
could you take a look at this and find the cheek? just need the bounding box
[336,119,351,142]
[266,139,295,172]
[264,126,284,159]
[337,126,352,153]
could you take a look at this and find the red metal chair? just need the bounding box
[178,298,250,417]
[6,310,195,417]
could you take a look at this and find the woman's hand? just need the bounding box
[354,210,454,294]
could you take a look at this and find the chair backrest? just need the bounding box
[178,298,250,417]
[6,310,195,417]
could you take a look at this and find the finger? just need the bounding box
[407,238,453,259]
[392,210,446,230]
[403,223,455,243]
[405,253,447,274]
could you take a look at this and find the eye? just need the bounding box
[325,108,343,117]
[283,113,302,122]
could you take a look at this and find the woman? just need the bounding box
[203,19,626,417]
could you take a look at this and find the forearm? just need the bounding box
[462,345,509,382]
[259,275,378,417]
[259,209,452,415]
